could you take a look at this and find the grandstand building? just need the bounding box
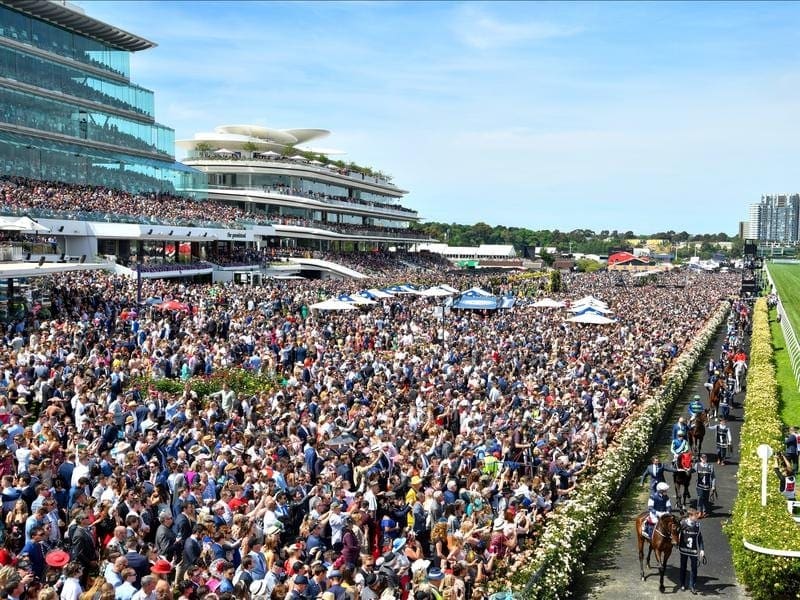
[177,125,425,253]
[0,0,204,193]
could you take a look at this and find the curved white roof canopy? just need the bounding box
[176,125,340,155]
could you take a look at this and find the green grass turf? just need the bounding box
[769,307,800,426]
[768,263,800,336]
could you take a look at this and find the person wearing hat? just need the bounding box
[406,474,423,504]
[288,573,310,600]
[326,569,347,600]
[670,430,690,468]
[687,394,705,421]
[644,482,673,539]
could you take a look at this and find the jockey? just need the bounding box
[672,417,688,441]
[688,395,705,421]
[671,432,689,466]
[645,482,672,538]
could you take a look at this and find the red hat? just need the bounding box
[45,549,70,568]
[0,548,15,566]
[151,559,173,574]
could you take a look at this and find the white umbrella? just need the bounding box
[213,148,235,155]
[419,287,452,297]
[261,150,281,158]
[569,304,612,314]
[572,295,608,308]
[532,298,565,308]
[567,313,616,324]
[309,160,324,165]
[289,155,308,161]
[339,294,376,305]
[367,288,394,298]
[309,298,356,311]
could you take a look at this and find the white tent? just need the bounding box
[572,295,608,308]
[0,216,49,232]
[367,288,394,299]
[213,148,235,155]
[14,216,49,232]
[531,298,565,308]
[289,155,308,161]
[461,286,493,296]
[418,286,453,297]
[438,284,460,293]
[568,304,612,314]
[309,298,356,311]
[309,160,324,165]
[340,294,376,305]
[260,150,281,158]
[567,313,616,324]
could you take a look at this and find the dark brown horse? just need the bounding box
[635,512,680,592]
[687,411,707,456]
[673,464,692,511]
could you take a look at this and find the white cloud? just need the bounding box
[452,5,582,50]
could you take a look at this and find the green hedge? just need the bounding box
[724,299,800,599]
[501,303,729,600]
[137,368,280,401]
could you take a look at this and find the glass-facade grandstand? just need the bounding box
[0,0,205,195]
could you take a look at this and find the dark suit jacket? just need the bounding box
[124,550,149,585]
[183,536,202,566]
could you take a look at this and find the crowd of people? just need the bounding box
[0,265,741,600]
[0,178,423,242]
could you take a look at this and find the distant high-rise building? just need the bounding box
[750,194,800,243]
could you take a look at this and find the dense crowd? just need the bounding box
[0,266,739,600]
[0,178,424,242]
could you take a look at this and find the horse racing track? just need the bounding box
[573,325,747,599]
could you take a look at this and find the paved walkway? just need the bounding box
[576,324,748,599]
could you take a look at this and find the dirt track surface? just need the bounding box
[575,325,748,599]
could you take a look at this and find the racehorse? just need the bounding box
[687,411,707,456]
[635,512,681,592]
[708,378,725,419]
[673,461,692,511]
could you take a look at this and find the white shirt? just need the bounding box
[60,577,83,600]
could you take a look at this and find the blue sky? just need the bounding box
[83,1,800,235]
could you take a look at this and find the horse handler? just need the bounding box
[678,509,705,594]
[693,454,716,517]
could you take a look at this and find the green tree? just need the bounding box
[576,258,603,273]
[242,141,258,157]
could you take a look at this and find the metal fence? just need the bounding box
[765,265,800,390]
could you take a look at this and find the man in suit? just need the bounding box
[155,511,178,561]
[640,456,675,494]
[176,524,203,584]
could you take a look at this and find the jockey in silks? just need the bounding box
[645,482,673,539]
[688,394,705,422]
[671,432,690,467]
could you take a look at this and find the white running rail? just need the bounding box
[765,265,800,390]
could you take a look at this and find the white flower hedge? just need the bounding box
[512,303,730,600]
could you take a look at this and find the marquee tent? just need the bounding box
[569,304,612,315]
[309,298,356,311]
[362,289,394,299]
[339,294,376,305]
[567,313,616,324]
[531,298,565,308]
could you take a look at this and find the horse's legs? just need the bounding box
[638,536,645,581]
[659,552,669,593]
[647,543,653,569]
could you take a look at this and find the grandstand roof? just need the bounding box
[2,0,156,52]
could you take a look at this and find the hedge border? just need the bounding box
[724,298,800,599]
